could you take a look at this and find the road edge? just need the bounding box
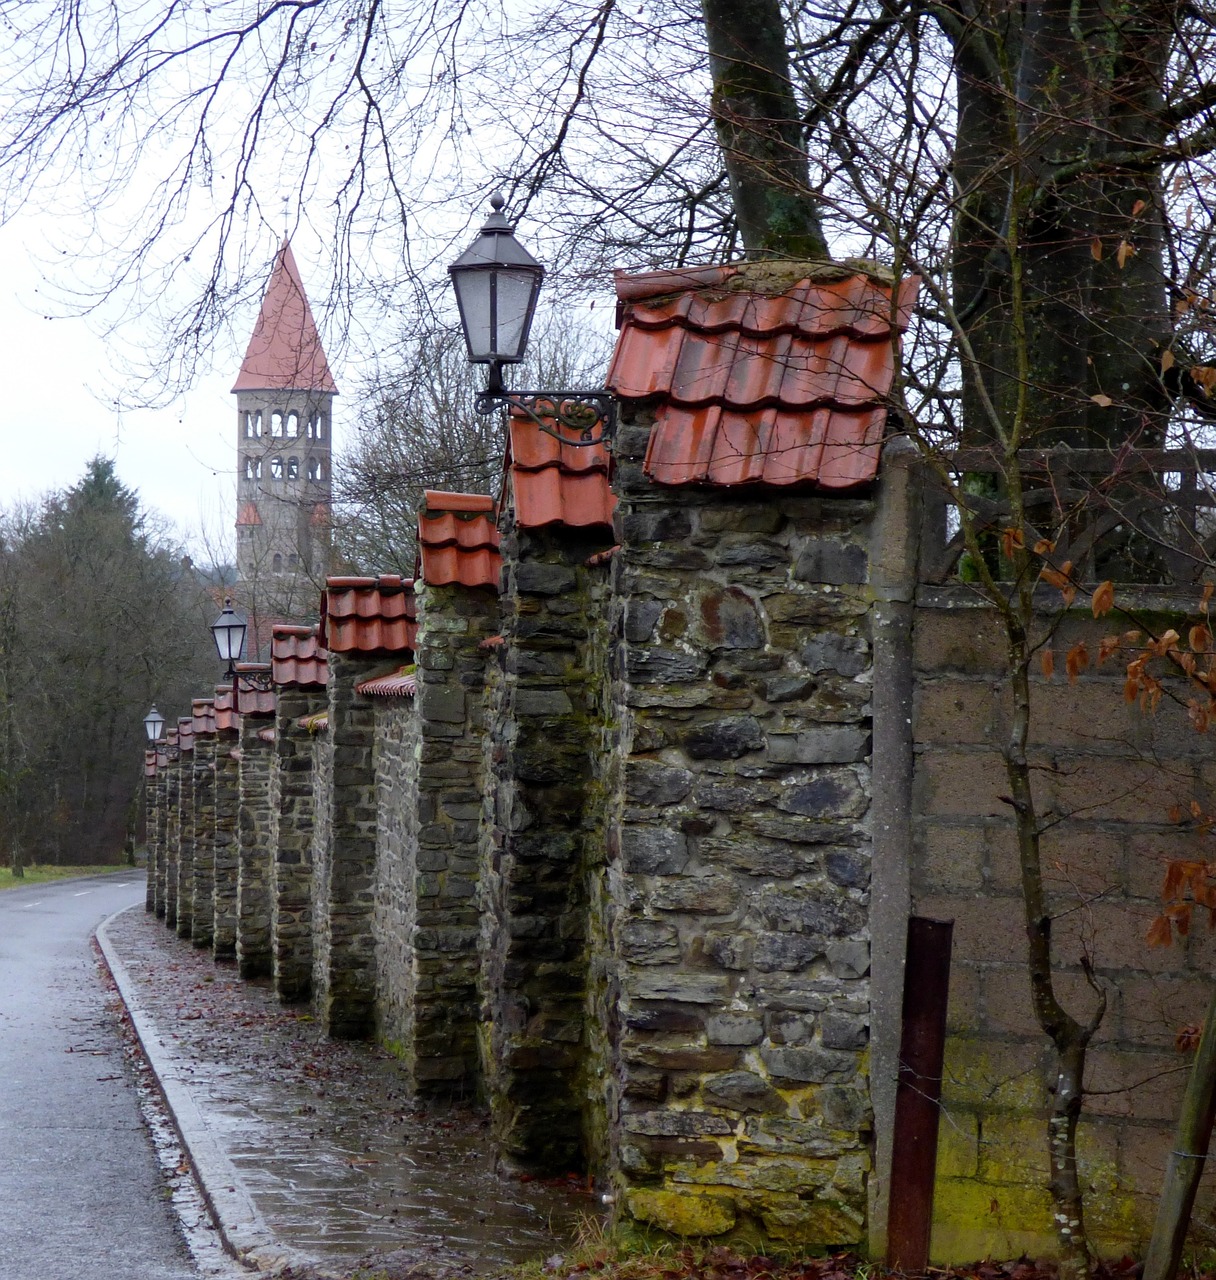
[96,904,326,1278]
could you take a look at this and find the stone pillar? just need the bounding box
[163,741,181,930]
[607,417,878,1245]
[191,732,217,949]
[175,728,195,939]
[381,581,498,1093]
[153,756,168,918]
[212,730,241,960]
[313,651,382,1037]
[237,714,275,978]
[271,689,325,1002]
[481,526,614,1169]
[144,754,158,913]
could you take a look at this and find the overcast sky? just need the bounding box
[0,213,351,560]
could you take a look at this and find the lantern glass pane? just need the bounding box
[494,268,539,361]
[453,270,493,362]
[211,608,247,663]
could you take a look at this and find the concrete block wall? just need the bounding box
[910,586,1216,1258]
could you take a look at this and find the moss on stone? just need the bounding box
[627,1188,738,1237]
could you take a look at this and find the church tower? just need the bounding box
[232,240,336,620]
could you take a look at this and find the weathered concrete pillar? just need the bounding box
[212,686,241,961]
[175,718,196,939]
[163,728,181,930]
[596,262,914,1245]
[481,438,616,1169]
[190,700,217,950]
[269,625,328,1003]
[314,575,416,1038]
[144,750,157,912]
[153,743,169,917]
[235,666,276,979]
[375,491,501,1093]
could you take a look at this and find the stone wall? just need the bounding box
[313,652,382,1038]
[237,717,275,978]
[175,748,196,938]
[271,689,325,1001]
[481,523,615,1168]
[164,758,181,930]
[408,581,500,1094]
[603,414,877,1245]
[212,737,240,960]
[909,586,1216,1258]
[191,736,216,949]
[142,441,1216,1263]
[373,696,419,1059]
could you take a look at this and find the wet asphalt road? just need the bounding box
[0,873,199,1280]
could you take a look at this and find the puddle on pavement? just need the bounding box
[103,910,601,1275]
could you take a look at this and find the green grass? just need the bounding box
[0,863,134,891]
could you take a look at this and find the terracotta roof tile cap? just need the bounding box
[422,491,496,514]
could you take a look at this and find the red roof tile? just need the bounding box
[232,239,338,393]
[258,725,276,743]
[355,666,418,698]
[156,743,170,770]
[271,624,329,688]
[214,686,240,733]
[298,710,329,733]
[192,699,217,737]
[606,266,919,489]
[144,749,156,779]
[235,501,262,527]
[176,718,195,753]
[235,664,276,717]
[319,575,417,655]
[418,491,502,589]
[508,410,615,529]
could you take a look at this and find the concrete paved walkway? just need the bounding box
[98,899,591,1279]
[0,873,203,1280]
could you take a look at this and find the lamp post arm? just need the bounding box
[475,388,616,448]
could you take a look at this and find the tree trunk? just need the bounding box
[700,0,828,260]
[1143,987,1216,1280]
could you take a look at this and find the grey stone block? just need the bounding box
[515,561,577,595]
[820,1011,869,1050]
[767,727,870,764]
[621,827,689,875]
[826,940,871,978]
[628,972,731,1003]
[760,1045,860,1083]
[703,1070,782,1111]
[793,538,868,585]
[801,633,870,678]
[757,885,866,936]
[706,1014,764,1046]
[651,874,739,914]
[682,716,764,760]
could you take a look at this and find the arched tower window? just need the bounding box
[244,457,262,480]
[271,411,284,437]
[270,457,284,479]
[286,412,299,438]
[272,553,283,574]
[306,457,320,481]
[286,457,299,480]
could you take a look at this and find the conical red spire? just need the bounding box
[232,240,337,393]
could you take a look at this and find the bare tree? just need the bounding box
[332,316,612,573]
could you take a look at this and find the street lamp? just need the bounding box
[449,193,615,448]
[143,705,166,743]
[210,597,248,678]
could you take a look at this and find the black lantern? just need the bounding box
[210,597,247,677]
[143,705,166,743]
[449,194,544,389]
[449,193,614,447]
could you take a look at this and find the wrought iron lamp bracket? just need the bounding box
[475,388,616,449]
[236,669,276,695]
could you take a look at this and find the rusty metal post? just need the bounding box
[886,915,954,1273]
